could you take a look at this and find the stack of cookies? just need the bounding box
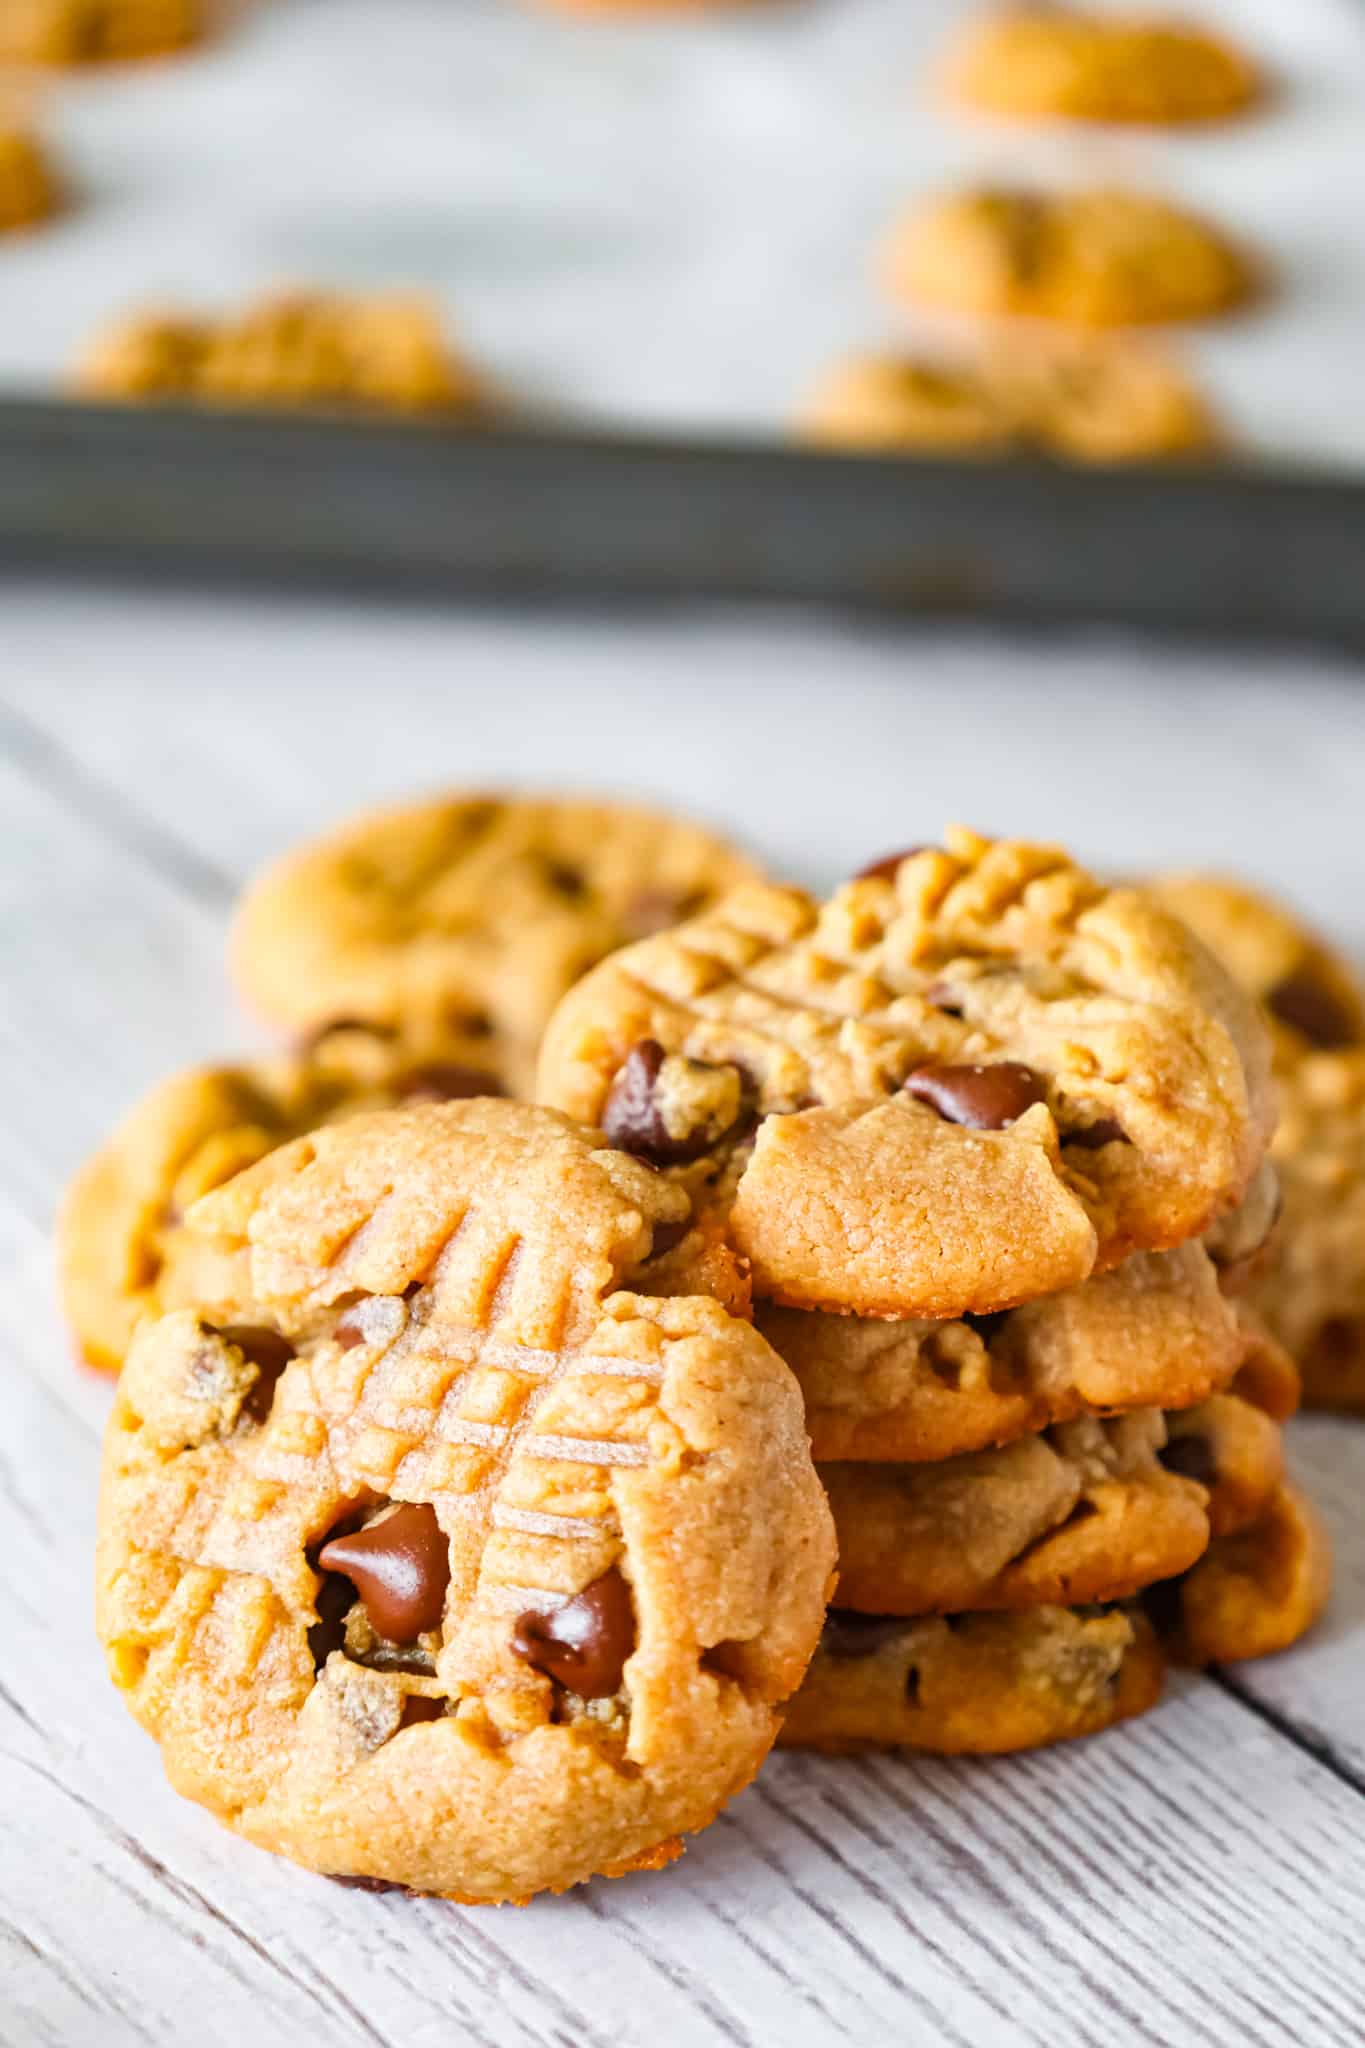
[67,808,1338,1902]
[538,828,1332,1756]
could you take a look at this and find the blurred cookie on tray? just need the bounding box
[0,118,56,233]
[943,7,1261,126]
[887,185,1257,328]
[72,292,485,418]
[0,0,200,64]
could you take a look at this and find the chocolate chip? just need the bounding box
[302,1018,396,1053]
[1066,1116,1127,1150]
[545,859,588,900]
[820,1610,910,1660]
[319,1503,451,1642]
[400,1063,503,1105]
[601,1039,740,1166]
[399,1694,446,1729]
[217,1325,295,1424]
[903,1061,1048,1131]
[1267,970,1359,1050]
[1159,1433,1216,1489]
[644,1216,691,1262]
[510,1567,635,1699]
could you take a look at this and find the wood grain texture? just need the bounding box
[3,585,1364,2046]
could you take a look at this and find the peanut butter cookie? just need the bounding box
[96,1101,835,1902]
[779,1602,1164,1754]
[0,122,56,233]
[1152,874,1365,1409]
[58,1024,509,1375]
[801,337,1218,464]
[74,292,483,417]
[945,9,1259,126]
[0,0,198,62]
[539,829,1274,1321]
[822,1394,1283,1618]
[758,1240,1252,1463]
[887,186,1254,329]
[232,794,761,1098]
[1148,1482,1332,1665]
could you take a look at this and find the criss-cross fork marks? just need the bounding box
[329,1299,669,1622]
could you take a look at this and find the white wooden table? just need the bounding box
[4,580,1364,2048]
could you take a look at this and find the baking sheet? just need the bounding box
[2,0,1364,467]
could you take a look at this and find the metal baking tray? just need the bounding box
[3,397,1365,640]
[3,0,1365,636]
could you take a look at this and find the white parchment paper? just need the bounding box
[2,0,1363,466]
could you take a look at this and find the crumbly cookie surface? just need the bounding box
[97,1101,834,1902]
[74,292,482,416]
[778,1603,1164,1755]
[539,828,1274,1321]
[58,1024,510,1375]
[801,337,1218,464]
[887,186,1254,329]
[945,8,1259,125]
[1149,1482,1331,1666]
[0,123,56,233]
[0,0,198,62]
[231,793,761,1098]
[822,1393,1283,1618]
[758,1241,1247,1462]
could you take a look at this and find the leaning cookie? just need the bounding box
[539,829,1274,1321]
[759,1240,1250,1463]
[822,1394,1283,1618]
[231,793,761,1100]
[0,0,200,63]
[887,186,1255,329]
[58,1025,509,1375]
[96,1100,835,1903]
[778,1603,1164,1755]
[1147,1482,1332,1665]
[943,8,1260,126]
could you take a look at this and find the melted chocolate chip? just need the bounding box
[644,1215,691,1262]
[821,1611,911,1660]
[400,1063,503,1105]
[1267,970,1360,1050]
[545,859,588,900]
[601,1039,737,1166]
[308,1570,355,1671]
[903,1061,1048,1131]
[1066,1116,1127,1151]
[399,1694,447,1729]
[855,846,928,884]
[319,1503,451,1642]
[1159,1433,1216,1489]
[510,1567,635,1699]
[217,1325,295,1424]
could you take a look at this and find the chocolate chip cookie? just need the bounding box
[0,123,57,234]
[0,0,199,62]
[96,1101,835,1902]
[231,794,761,1099]
[887,186,1255,329]
[944,8,1260,126]
[757,1240,1254,1463]
[74,293,483,417]
[801,337,1219,464]
[822,1394,1284,1618]
[779,1603,1164,1755]
[1153,874,1365,1409]
[539,830,1274,1321]
[58,1024,508,1375]
[1148,1482,1332,1666]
